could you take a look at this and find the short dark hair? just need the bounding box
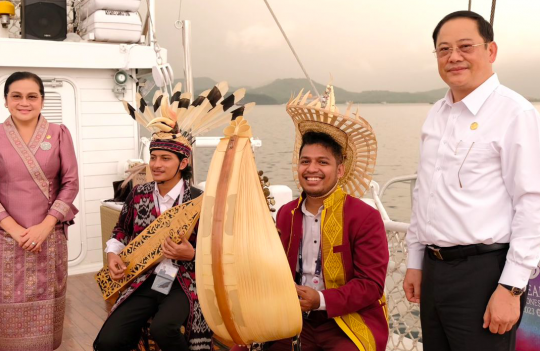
[4,71,45,99]
[432,11,494,47]
[299,131,344,164]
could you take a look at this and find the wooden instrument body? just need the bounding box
[95,196,202,301]
[196,129,302,345]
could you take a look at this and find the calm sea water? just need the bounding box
[194,103,540,223]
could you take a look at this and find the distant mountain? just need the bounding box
[193,77,219,88]
[147,77,276,105]
[147,77,538,105]
[249,78,449,104]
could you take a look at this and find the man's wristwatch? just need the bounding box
[499,284,526,297]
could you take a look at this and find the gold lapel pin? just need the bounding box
[46,135,52,139]
[470,122,478,130]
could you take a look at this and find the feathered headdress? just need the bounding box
[123,82,255,158]
[286,84,377,198]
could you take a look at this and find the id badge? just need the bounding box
[151,260,179,295]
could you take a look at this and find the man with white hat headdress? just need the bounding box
[231,84,389,351]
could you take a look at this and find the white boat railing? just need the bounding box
[370,175,423,351]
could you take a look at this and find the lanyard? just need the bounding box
[155,193,182,216]
[156,195,161,216]
[296,236,322,285]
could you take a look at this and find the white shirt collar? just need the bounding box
[301,200,323,218]
[154,179,184,202]
[462,73,500,115]
[441,73,500,115]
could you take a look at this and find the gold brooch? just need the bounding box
[470,122,478,130]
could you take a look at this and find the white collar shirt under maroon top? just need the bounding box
[406,74,540,288]
[299,201,326,311]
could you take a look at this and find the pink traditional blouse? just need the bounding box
[0,116,79,228]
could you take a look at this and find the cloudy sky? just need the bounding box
[154,0,540,97]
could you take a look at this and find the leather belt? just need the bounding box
[427,243,509,261]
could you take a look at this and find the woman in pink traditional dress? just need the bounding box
[0,72,79,351]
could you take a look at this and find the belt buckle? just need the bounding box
[429,246,444,260]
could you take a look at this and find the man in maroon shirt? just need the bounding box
[270,129,389,351]
[232,86,389,351]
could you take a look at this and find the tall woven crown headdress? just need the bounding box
[286,84,377,198]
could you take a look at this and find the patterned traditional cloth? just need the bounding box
[277,187,389,351]
[0,116,79,351]
[99,180,213,351]
[0,225,67,351]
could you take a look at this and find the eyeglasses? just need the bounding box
[7,93,42,102]
[456,141,475,188]
[433,43,489,58]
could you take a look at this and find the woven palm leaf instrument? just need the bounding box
[196,117,303,346]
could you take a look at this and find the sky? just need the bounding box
[153,0,540,98]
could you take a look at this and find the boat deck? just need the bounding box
[59,273,232,351]
[59,273,111,351]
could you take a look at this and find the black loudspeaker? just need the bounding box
[22,0,67,41]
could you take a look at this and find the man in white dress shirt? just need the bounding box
[403,10,540,351]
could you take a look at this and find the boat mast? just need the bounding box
[173,0,196,183]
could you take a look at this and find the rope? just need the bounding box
[144,0,162,64]
[175,0,183,29]
[490,0,496,26]
[262,0,321,98]
[466,0,496,27]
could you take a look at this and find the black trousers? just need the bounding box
[420,247,527,351]
[94,275,190,351]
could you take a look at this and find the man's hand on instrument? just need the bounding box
[296,284,320,311]
[107,252,127,280]
[162,236,195,261]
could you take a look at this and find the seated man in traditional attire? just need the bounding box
[94,81,247,351]
[93,135,211,351]
[233,86,390,351]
